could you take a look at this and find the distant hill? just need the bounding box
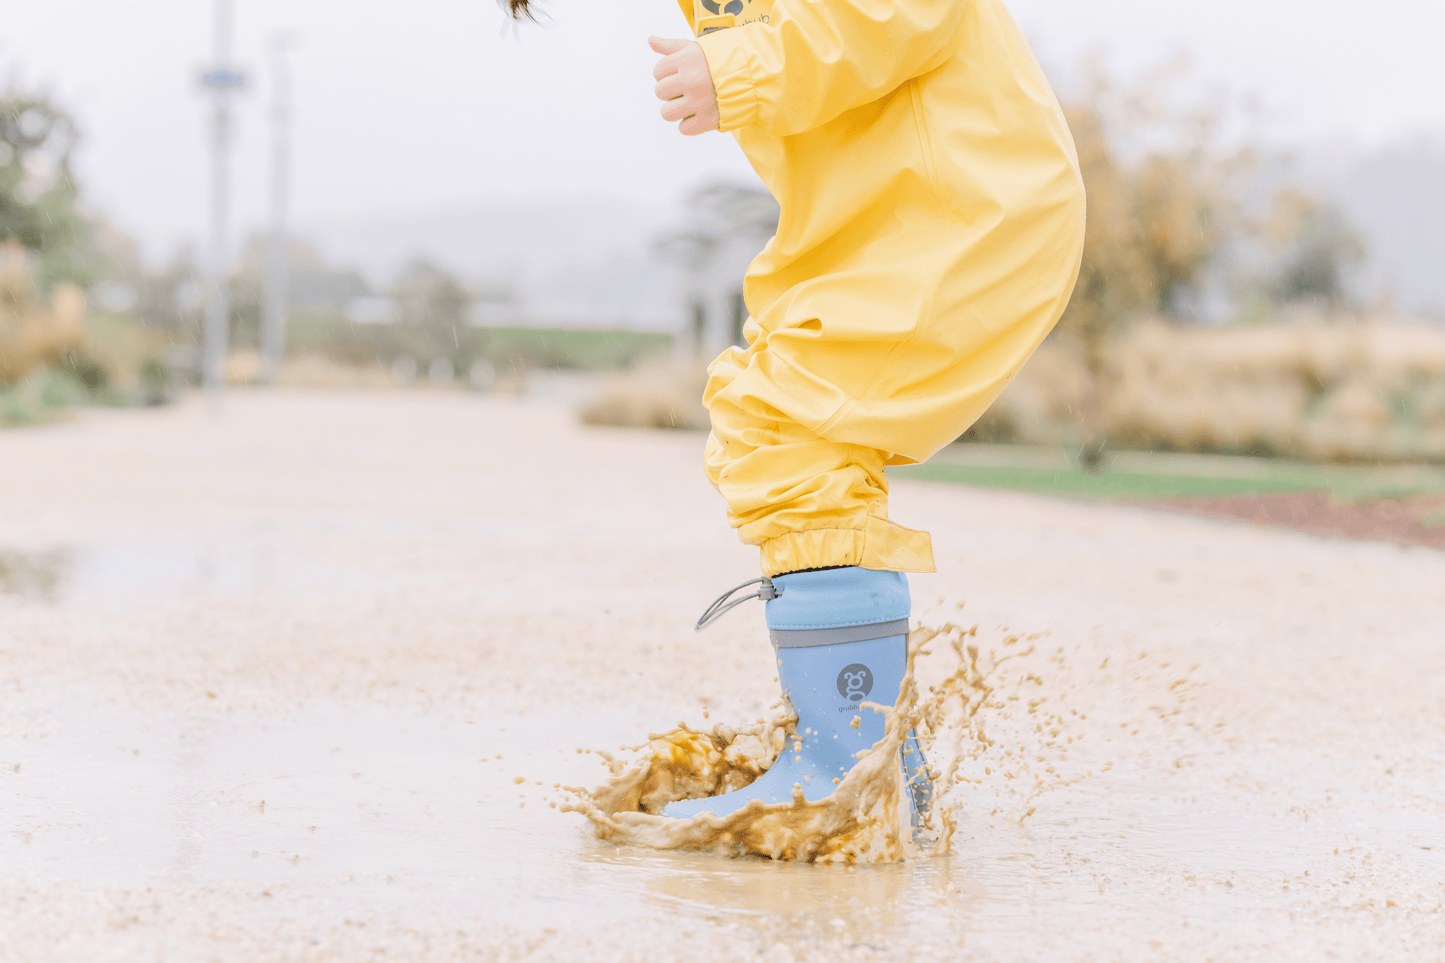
[1333,138,1445,317]
[1294,132,1445,318]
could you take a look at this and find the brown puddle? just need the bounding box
[564,623,1090,864]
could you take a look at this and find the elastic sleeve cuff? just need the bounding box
[697,27,761,133]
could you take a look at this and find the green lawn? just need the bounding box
[284,314,674,372]
[894,445,1445,502]
[478,327,672,371]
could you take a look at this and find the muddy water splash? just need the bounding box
[564,623,1080,863]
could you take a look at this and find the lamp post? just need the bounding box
[261,35,292,385]
[199,0,244,405]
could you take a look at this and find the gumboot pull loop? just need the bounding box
[695,577,779,631]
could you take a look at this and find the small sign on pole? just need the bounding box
[200,69,246,90]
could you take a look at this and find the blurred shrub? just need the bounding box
[0,365,90,427]
[970,319,1445,463]
[276,309,672,386]
[478,327,672,372]
[0,242,86,384]
[80,311,173,405]
[223,349,397,389]
[391,259,470,350]
[579,358,708,431]
[0,241,171,425]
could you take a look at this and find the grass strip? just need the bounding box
[895,449,1445,503]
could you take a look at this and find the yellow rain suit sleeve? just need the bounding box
[693,0,967,136]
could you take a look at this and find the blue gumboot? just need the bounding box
[664,567,930,824]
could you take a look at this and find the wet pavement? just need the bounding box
[2,390,1443,961]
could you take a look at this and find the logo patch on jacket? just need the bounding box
[699,0,771,24]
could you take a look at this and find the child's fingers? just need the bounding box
[648,35,689,56]
[647,35,714,133]
[654,74,686,103]
[678,106,717,136]
[660,95,693,123]
[652,54,681,82]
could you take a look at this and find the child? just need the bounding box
[506,0,1085,823]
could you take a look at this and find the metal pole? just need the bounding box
[261,35,292,385]
[202,0,237,406]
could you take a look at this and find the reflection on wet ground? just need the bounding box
[3,523,545,623]
[0,695,1227,929]
[7,625,1443,960]
[0,524,422,611]
[0,548,69,602]
[6,693,949,939]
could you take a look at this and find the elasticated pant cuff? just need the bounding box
[757,515,935,577]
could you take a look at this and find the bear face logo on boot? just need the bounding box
[837,664,873,704]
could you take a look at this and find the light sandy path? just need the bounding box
[2,390,1442,962]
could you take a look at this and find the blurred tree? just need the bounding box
[1052,62,1250,468]
[134,248,205,344]
[1265,188,1366,307]
[0,93,93,289]
[226,236,368,353]
[80,217,204,351]
[390,259,470,355]
[0,92,178,405]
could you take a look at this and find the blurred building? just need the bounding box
[290,268,368,314]
[237,236,369,315]
[655,183,779,362]
[465,284,523,326]
[305,199,683,332]
[343,295,398,325]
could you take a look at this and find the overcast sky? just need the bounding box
[4,0,1444,266]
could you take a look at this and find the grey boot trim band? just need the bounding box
[770,618,910,648]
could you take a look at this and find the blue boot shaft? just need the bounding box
[765,567,910,636]
[768,568,910,785]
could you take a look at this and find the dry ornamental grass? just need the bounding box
[972,319,1445,463]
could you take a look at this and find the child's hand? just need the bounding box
[649,36,720,136]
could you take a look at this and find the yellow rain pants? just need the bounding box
[678,0,1086,576]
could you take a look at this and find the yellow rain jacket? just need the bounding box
[676,0,1085,576]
